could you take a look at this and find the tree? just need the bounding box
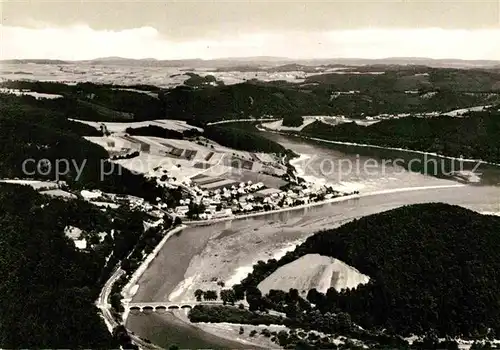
[110,292,124,312]
[173,216,182,226]
[337,312,352,333]
[306,288,323,306]
[233,283,245,300]
[194,289,204,302]
[285,303,298,318]
[288,288,300,301]
[246,286,263,311]
[282,114,304,127]
[277,330,290,347]
[220,289,236,305]
[325,287,339,308]
[203,290,218,301]
[186,202,205,219]
[112,325,130,344]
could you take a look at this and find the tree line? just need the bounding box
[300,107,500,164]
[5,75,499,126]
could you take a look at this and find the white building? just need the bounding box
[175,205,189,216]
[213,209,233,218]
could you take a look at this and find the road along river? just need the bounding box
[126,135,500,349]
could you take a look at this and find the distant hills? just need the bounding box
[3,57,500,69]
[2,59,71,65]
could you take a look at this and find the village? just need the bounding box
[172,175,357,222]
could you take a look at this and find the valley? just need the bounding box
[2,61,500,349]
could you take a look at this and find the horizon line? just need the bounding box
[2,56,500,63]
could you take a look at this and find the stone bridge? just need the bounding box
[127,300,225,312]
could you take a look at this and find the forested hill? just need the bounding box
[3,67,500,124]
[287,203,500,338]
[160,83,331,122]
[300,108,500,163]
[0,184,115,347]
[0,182,173,348]
[158,78,500,123]
[203,125,288,154]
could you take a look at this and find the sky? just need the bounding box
[1,0,500,60]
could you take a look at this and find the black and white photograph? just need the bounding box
[1,1,500,349]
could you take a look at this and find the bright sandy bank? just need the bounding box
[258,253,370,297]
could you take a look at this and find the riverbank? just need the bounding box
[184,183,466,226]
[167,183,468,304]
[169,308,278,349]
[121,225,187,316]
[257,125,500,167]
[184,193,360,226]
[193,322,284,349]
[95,224,188,348]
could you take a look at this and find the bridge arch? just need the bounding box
[127,301,209,312]
[129,306,141,313]
[142,306,154,312]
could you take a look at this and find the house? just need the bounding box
[241,203,253,211]
[252,203,263,210]
[199,213,212,220]
[300,188,311,196]
[213,209,233,218]
[296,197,310,204]
[207,205,218,213]
[175,205,189,216]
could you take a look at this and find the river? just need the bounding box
[126,133,500,349]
